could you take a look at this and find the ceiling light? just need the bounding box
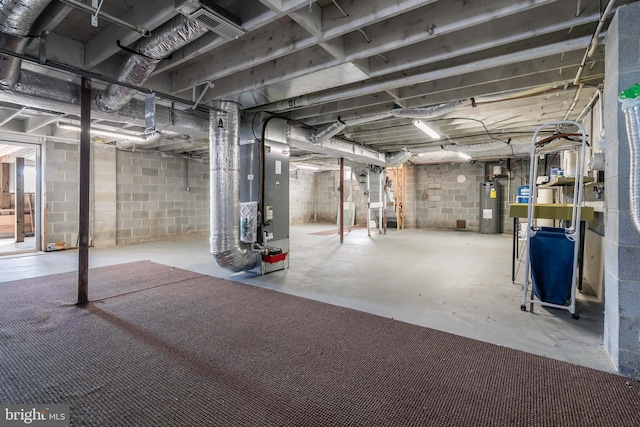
[57,123,146,142]
[458,152,472,160]
[294,164,320,171]
[413,120,441,139]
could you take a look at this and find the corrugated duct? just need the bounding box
[622,103,640,235]
[210,100,261,272]
[0,0,53,88]
[97,14,208,112]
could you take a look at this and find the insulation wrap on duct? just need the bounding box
[0,0,53,87]
[210,100,261,272]
[621,100,640,235]
[97,15,207,112]
[445,142,505,152]
[310,120,347,143]
[390,100,467,119]
[385,149,413,165]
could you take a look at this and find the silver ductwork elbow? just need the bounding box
[0,0,53,88]
[210,100,261,272]
[97,15,207,112]
[386,149,413,165]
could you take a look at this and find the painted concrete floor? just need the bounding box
[0,224,613,374]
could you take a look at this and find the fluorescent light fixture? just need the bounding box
[294,164,320,171]
[57,123,146,142]
[413,120,441,139]
[458,152,472,160]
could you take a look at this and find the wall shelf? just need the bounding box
[540,176,595,187]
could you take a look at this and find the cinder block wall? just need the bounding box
[603,2,640,378]
[44,143,210,249]
[414,163,484,231]
[312,171,338,223]
[44,141,80,247]
[289,169,315,223]
[290,170,369,225]
[92,144,117,247]
[115,150,209,245]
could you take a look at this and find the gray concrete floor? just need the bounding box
[0,224,613,374]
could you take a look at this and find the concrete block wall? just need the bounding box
[313,171,339,223]
[603,2,640,378]
[44,142,209,249]
[92,144,117,248]
[290,170,370,225]
[414,163,485,231]
[44,141,80,247]
[115,150,209,245]
[289,169,315,223]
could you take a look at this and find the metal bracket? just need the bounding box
[91,0,104,27]
[191,82,213,109]
[38,31,47,65]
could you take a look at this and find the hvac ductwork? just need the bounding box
[310,101,466,144]
[97,15,208,112]
[0,0,53,88]
[386,149,413,165]
[210,100,261,272]
[0,69,210,137]
[621,98,640,235]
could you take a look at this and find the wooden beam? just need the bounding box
[14,158,24,243]
[0,163,9,209]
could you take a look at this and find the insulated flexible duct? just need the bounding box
[0,0,53,88]
[210,100,261,272]
[623,103,640,235]
[97,15,207,112]
[309,100,466,145]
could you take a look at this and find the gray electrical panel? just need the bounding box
[263,140,289,242]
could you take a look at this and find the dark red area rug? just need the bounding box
[1,261,639,426]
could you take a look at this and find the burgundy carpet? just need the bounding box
[1,261,639,426]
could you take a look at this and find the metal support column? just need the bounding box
[339,158,344,244]
[77,77,91,305]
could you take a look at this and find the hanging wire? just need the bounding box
[332,0,349,17]
[357,28,371,43]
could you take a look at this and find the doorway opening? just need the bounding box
[0,142,40,255]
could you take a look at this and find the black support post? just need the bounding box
[339,158,344,244]
[77,77,91,305]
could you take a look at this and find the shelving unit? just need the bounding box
[520,121,589,319]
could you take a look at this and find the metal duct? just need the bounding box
[310,120,347,144]
[97,15,208,112]
[622,103,640,235]
[209,100,261,272]
[389,101,467,119]
[0,0,53,88]
[1,70,210,137]
[315,101,466,140]
[288,124,388,166]
[385,149,413,165]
